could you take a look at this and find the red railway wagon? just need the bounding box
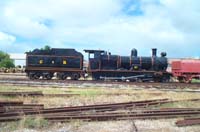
[172,60,200,83]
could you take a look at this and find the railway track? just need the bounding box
[0,91,43,96]
[1,73,200,85]
[1,72,200,87]
[0,91,82,97]
[0,91,169,97]
[0,73,26,76]
[176,117,200,127]
[0,99,199,123]
[0,101,44,113]
[0,78,200,93]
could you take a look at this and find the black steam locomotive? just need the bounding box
[25,48,170,82]
[85,48,170,82]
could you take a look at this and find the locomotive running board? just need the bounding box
[99,75,147,81]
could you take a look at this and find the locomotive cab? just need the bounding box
[84,50,105,70]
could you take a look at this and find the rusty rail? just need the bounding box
[0,91,43,96]
[1,78,200,90]
[0,101,23,106]
[176,117,200,127]
[0,91,81,97]
[0,99,199,122]
[0,108,200,122]
[0,100,44,113]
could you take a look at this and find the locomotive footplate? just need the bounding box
[89,70,170,82]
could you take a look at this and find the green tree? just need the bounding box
[0,51,15,68]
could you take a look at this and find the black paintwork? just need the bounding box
[85,48,169,81]
[26,48,83,69]
[25,47,170,81]
[85,49,168,71]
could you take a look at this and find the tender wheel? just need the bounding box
[33,73,40,79]
[71,73,80,80]
[45,73,53,80]
[29,74,35,80]
[57,73,67,80]
[29,72,40,80]
[61,75,67,80]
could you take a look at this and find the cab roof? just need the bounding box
[84,49,105,53]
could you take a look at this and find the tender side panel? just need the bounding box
[27,55,83,69]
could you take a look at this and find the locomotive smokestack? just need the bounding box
[131,48,137,57]
[152,48,157,57]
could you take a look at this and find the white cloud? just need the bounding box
[0,31,16,53]
[0,0,199,57]
[0,0,121,39]
[0,31,16,44]
[161,0,200,33]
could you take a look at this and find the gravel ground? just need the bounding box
[10,119,200,132]
[0,83,200,132]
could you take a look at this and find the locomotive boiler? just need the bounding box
[85,48,170,82]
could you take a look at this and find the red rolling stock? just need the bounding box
[172,60,200,83]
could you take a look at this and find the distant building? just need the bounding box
[10,53,26,66]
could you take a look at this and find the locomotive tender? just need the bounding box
[25,48,170,82]
[25,48,83,80]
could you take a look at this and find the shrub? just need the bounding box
[0,51,15,68]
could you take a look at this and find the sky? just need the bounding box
[0,0,200,59]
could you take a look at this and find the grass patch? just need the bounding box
[0,85,106,96]
[0,121,19,131]
[69,88,104,96]
[0,116,49,131]
[20,116,49,129]
[192,79,200,83]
